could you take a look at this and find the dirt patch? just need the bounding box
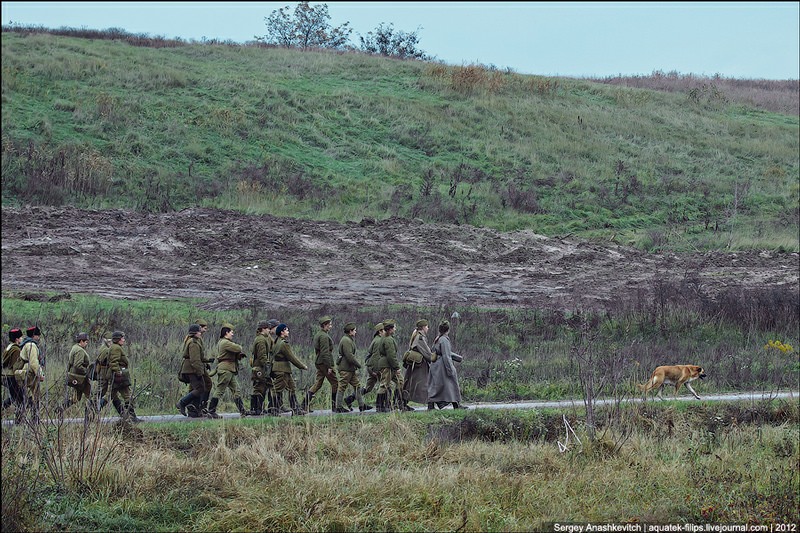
[2,206,797,311]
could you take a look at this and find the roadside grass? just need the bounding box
[2,31,798,252]
[3,402,797,531]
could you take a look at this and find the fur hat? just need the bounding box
[26,326,41,337]
[9,328,23,342]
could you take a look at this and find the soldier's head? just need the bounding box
[195,319,209,334]
[74,332,89,344]
[275,324,289,338]
[220,324,234,339]
[111,330,125,344]
[256,320,270,334]
[188,324,202,337]
[344,322,357,336]
[319,316,333,331]
[373,322,385,337]
[26,326,41,339]
[416,319,429,333]
[267,319,280,333]
[438,320,450,335]
[383,320,396,336]
[9,328,23,343]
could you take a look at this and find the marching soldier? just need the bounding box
[108,330,141,423]
[177,324,210,418]
[303,316,337,412]
[194,319,215,415]
[17,326,44,422]
[271,323,309,415]
[60,332,93,415]
[334,322,372,413]
[248,319,279,416]
[345,322,383,410]
[207,323,248,418]
[2,328,25,422]
[374,320,402,412]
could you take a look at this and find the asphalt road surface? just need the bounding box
[5,390,796,426]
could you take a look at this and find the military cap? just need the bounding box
[343,322,357,332]
[221,322,235,330]
[267,319,280,329]
[111,330,125,341]
[9,328,23,342]
[26,326,41,337]
[382,319,396,329]
[257,320,270,330]
[319,316,333,326]
[275,323,288,336]
[374,322,385,332]
[439,319,450,328]
[195,319,208,327]
[188,324,202,334]
[415,319,428,328]
[74,332,89,342]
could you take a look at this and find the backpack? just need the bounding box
[3,343,20,369]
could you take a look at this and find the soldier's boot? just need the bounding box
[206,397,222,419]
[437,401,449,410]
[427,402,436,410]
[112,398,125,417]
[265,392,279,415]
[278,393,292,413]
[235,397,248,417]
[402,395,416,412]
[301,390,314,413]
[391,390,403,411]
[376,393,391,413]
[333,390,349,413]
[289,393,307,416]
[356,388,373,412]
[124,402,141,423]
[452,402,469,409]
[344,392,355,410]
[176,392,194,417]
[247,394,261,416]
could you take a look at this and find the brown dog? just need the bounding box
[637,365,707,400]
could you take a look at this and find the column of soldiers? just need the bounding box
[2,315,464,423]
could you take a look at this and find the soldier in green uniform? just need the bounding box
[108,331,140,423]
[207,324,248,417]
[271,323,309,415]
[60,332,92,415]
[374,320,402,412]
[334,322,373,413]
[344,322,383,410]
[194,319,215,416]
[94,335,112,412]
[248,319,279,416]
[303,316,337,412]
[2,328,25,422]
[176,324,209,418]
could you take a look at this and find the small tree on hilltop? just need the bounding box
[359,22,428,60]
[257,1,353,51]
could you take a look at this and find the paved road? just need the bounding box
[5,390,796,426]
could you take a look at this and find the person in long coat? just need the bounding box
[403,319,435,407]
[427,320,468,410]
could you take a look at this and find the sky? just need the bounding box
[2,1,798,80]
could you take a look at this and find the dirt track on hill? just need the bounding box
[1,206,798,311]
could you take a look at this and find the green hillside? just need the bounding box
[2,31,798,252]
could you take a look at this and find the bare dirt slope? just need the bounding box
[2,206,798,311]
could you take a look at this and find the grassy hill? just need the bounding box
[2,29,798,252]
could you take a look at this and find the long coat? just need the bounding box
[404,330,433,404]
[427,334,462,403]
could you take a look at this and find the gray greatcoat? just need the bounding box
[403,330,433,404]
[427,333,462,403]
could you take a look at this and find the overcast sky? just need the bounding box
[2,1,798,79]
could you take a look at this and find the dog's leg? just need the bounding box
[685,382,701,400]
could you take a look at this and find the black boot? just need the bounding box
[112,398,125,417]
[290,393,307,415]
[437,401,448,410]
[428,402,436,410]
[206,397,221,419]
[333,391,349,413]
[265,392,278,415]
[302,390,314,412]
[124,402,141,423]
[376,393,391,413]
[344,393,355,410]
[176,392,194,417]
[235,397,248,417]
[453,402,468,409]
[248,394,262,416]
